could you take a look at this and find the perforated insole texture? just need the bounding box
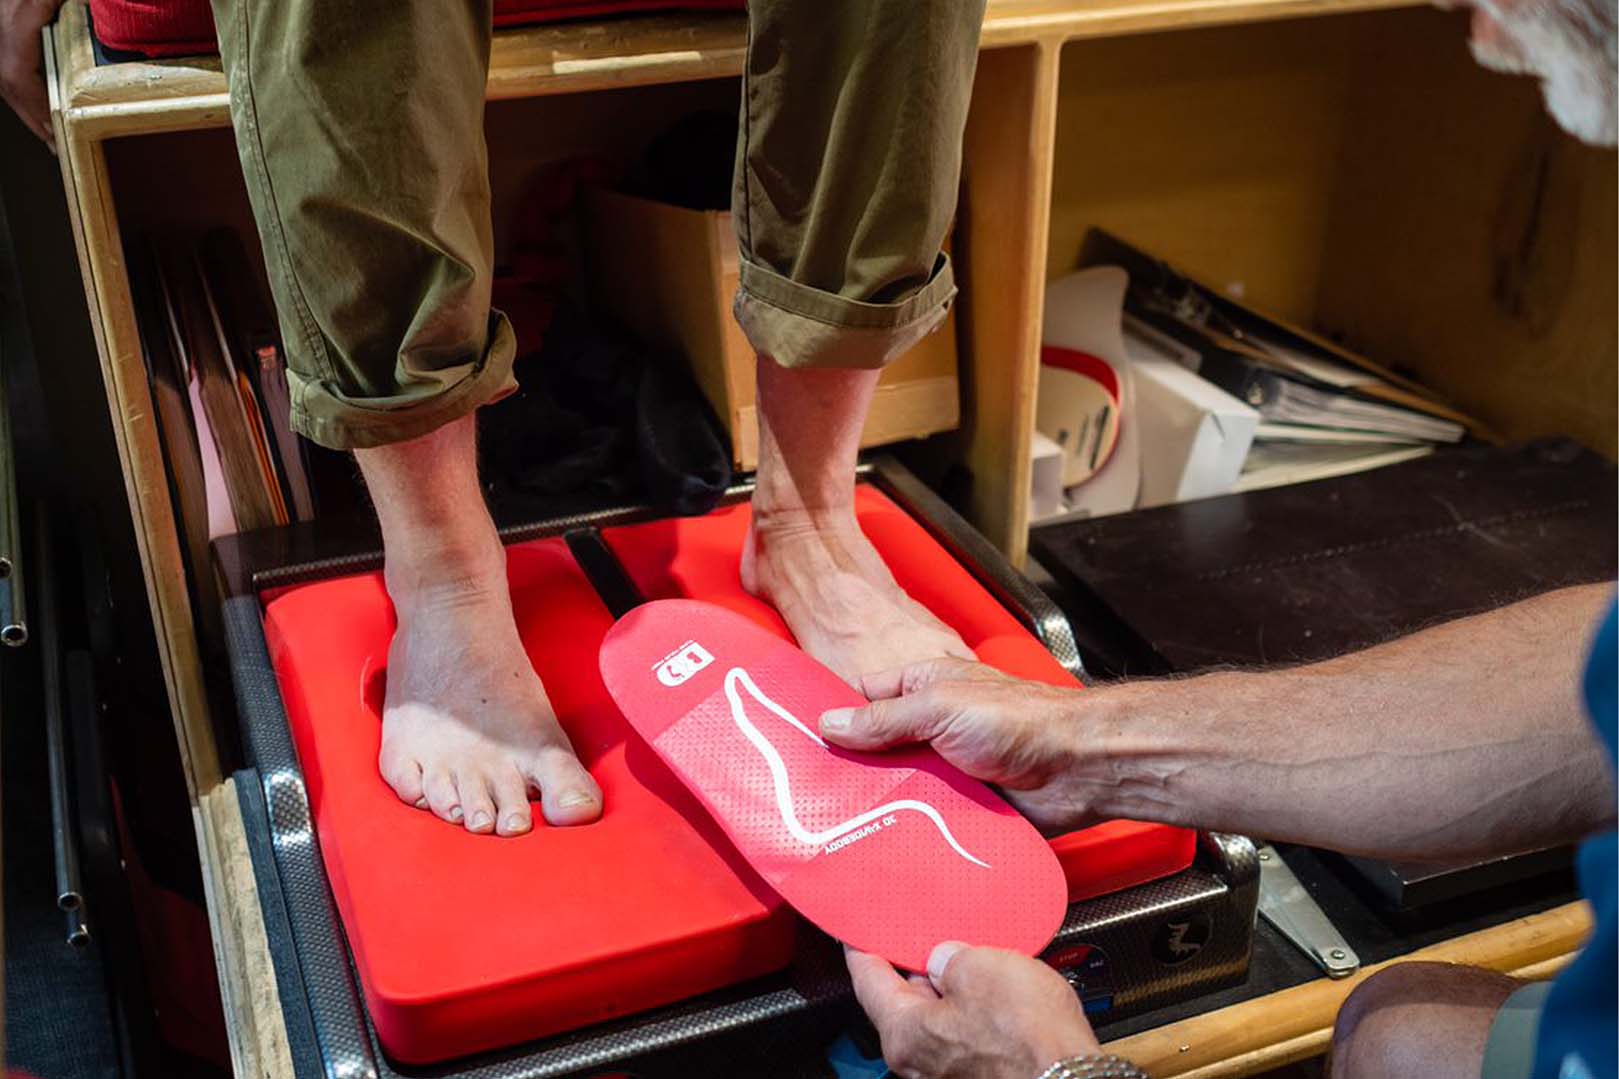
[600,599,1070,972]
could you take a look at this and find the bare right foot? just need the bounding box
[356,414,599,838]
[741,504,975,688]
[377,544,602,836]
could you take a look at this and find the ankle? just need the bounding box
[383,532,508,616]
[749,491,860,540]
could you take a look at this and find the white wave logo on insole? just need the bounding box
[722,667,991,869]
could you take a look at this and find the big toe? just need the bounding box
[529,749,602,827]
[380,751,426,807]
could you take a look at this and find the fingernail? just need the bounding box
[821,709,853,734]
[448,805,463,822]
[559,790,597,809]
[927,941,966,988]
[470,810,492,830]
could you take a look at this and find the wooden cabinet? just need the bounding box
[45,1,1609,1074]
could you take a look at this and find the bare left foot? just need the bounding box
[742,504,975,687]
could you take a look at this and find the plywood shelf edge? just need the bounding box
[55,0,1421,141]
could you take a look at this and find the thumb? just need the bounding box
[858,657,967,701]
[820,692,942,751]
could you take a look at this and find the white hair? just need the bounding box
[1468,0,1618,145]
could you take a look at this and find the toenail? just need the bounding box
[559,791,597,809]
[470,811,491,830]
[414,798,428,809]
[503,814,529,831]
[448,805,463,822]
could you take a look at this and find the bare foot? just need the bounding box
[742,506,975,687]
[377,550,602,837]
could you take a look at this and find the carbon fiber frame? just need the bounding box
[216,457,1257,1079]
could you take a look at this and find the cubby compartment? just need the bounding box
[1020,6,1617,555]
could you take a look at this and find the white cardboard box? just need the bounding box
[1126,320,1259,508]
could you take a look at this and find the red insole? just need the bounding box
[600,485,1198,902]
[263,540,794,1065]
[601,599,1070,971]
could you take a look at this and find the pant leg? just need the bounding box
[210,0,515,450]
[732,0,987,371]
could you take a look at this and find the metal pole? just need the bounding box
[36,510,83,916]
[0,344,24,648]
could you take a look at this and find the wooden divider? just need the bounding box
[46,18,220,795]
[958,42,1064,567]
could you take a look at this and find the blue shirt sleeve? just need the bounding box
[1534,598,1617,1079]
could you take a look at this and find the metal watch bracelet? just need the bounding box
[1037,1053,1150,1079]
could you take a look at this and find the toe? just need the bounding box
[528,749,602,827]
[459,776,497,835]
[490,770,532,837]
[380,753,425,807]
[423,769,462,825]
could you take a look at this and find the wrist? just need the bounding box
[1055,674,1234,826]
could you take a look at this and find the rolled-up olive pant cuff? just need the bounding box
[287,311,518,451]
[733,252,957,371]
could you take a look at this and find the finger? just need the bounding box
[846,948,934,1030]
[489,768,532,837]
[459,777,497,835]
[926,940,968,993]
[527,746,602,827]
[927,943,1054,1003]
[820,693,947,751]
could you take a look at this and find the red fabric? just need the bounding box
[263,539,794,1065]
[600,599,1069,972]
[600,486,1198,903]
[89,0,745,57]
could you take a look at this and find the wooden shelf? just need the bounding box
[54,0,1418,140]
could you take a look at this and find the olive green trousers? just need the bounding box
[209,0,985,450]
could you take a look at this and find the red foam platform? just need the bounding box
[262,486,1195,1063]
[263,539,794,1065]
[89,0,744,59]
[600,485,1198,903]
[601,599,1069,972]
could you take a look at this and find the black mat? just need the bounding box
[1032,439,1617,679]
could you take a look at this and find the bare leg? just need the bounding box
[741,358,973,686]
[357,414,602,835]
[1331,962,1521,1079]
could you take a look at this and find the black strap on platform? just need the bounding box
[563,528,646,620]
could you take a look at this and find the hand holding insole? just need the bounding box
[600,599,1067,971]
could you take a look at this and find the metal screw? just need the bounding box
[1330,948,1347,960]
